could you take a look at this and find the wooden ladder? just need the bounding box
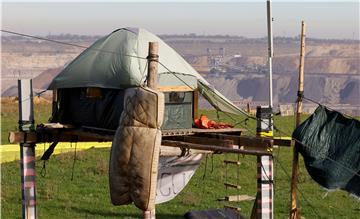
[222,149,255,212]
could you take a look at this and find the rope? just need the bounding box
[71,142,77,181]
[40,142,47,177]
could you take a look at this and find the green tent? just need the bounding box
[48,28,247,116]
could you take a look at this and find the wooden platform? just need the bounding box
[8,124,292,157]
[162,128,244,136]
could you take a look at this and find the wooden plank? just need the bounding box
[224,205,241,211]
[157,86,194,92]
[224,160,241,165]
[225,195,255,202]
[161,140,271,156]
[224,183,241,189]
[161,128,245,136]
[40,123,74,129]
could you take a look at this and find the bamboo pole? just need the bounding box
[290,20,306,219]
[147,42,159,90]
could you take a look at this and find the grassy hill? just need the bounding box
[1,102,359,218]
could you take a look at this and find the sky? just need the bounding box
[1,1,359,39]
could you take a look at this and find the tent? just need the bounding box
[48,28,247,129]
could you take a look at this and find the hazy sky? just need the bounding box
[1,1,359,39]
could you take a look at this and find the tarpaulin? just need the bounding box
[48,28,248,116]
[293,106,360,197]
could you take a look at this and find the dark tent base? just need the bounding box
[51,88,194,131]
[51,88,126,130]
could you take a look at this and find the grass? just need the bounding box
[1,102,359,218]
[1,101,51,145]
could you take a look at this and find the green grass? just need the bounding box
[1,102,51,145]
[1,103,359,218]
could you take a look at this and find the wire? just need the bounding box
[4,29,254,121]
[303,95,359,121]
[1,29,147,60]
[273,155,323,218]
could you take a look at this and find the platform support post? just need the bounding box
[147,42,159,90]
[290,20,306,219]
[143,42,159,219]
[18,79,37,219]
[251,106,273,219]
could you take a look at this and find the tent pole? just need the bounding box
[290,20,306,219]
[143,42,159,219]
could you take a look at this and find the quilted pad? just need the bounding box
[109,87,164,211]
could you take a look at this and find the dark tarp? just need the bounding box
[51,88,125,130]
[293,106,360,197]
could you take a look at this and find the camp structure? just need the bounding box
[48,27,248,130]
[45,27,251,215]
[10,27,284,219]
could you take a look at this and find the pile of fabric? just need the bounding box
[194,115,234,129]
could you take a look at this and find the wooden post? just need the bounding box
[18,79,37,219]
[147,42,159,90]
[290,20,306,219]
[193,90,199,119]
[144,42,159,219]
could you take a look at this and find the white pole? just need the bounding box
[267,0,274,108]
[18,79,37,219]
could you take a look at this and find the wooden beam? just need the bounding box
[8,130,112,144]
[164,135,234,148]
[193,90,199,119]
[9,132,37,144]
[157,86,193,92]
[161,140,271,156]
[198,133,273,149]
[273,137,293,147]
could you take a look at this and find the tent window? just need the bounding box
[169,92,185,103]
[86,87,102,99]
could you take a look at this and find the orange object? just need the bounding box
[194,115,234,129]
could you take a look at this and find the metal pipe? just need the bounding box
[267,0,274,108]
